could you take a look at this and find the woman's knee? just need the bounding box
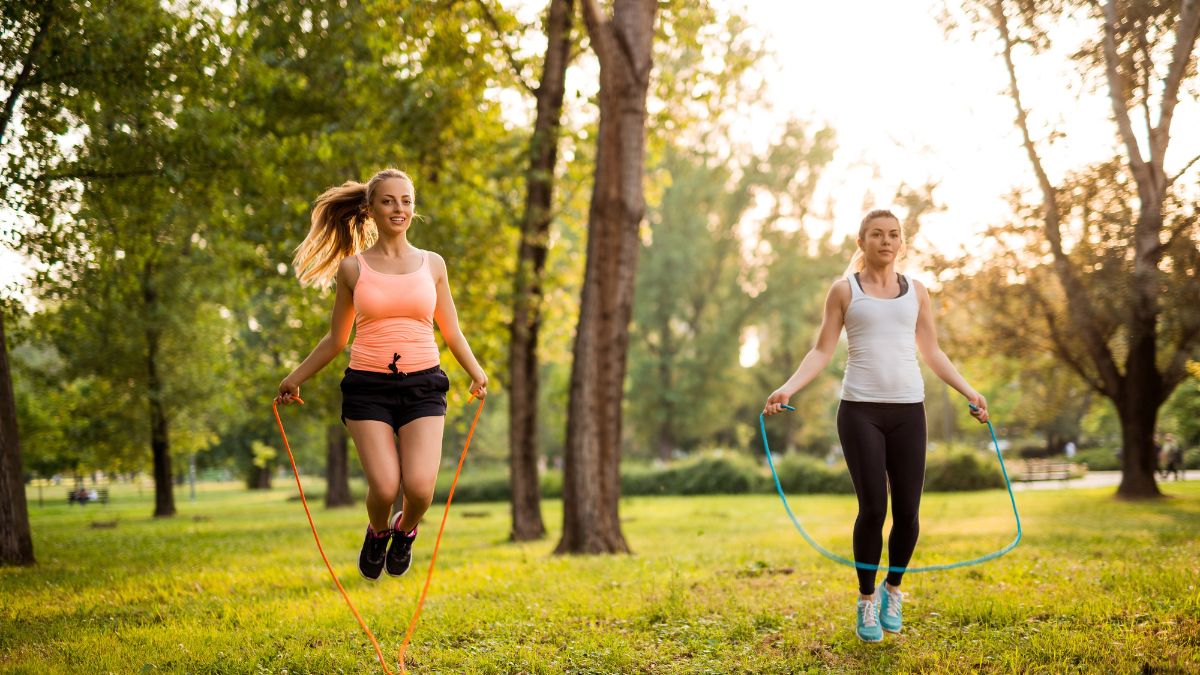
[366,483,400,506]
[403,482,435,511]
[895,512,920,535]
[857,501,888,529]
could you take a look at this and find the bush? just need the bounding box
[442,472,512,503]
[620,463,674,496]
[672,453,767,495]
[1016,443,1058,459]
[924,446,1006,492]
[770,453,853,494]
[440,443,1016,504]
[434,465,563,504]
[1074,446,1120,471]
[622,452,767,496]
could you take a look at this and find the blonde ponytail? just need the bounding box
[292,168,414,287]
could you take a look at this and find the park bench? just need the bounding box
[67,487,110,505]
[1019,459,1073,482]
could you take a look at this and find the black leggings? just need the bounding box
[837,400,927,595]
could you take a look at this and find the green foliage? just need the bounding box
[1162,362,1200,448]
[8,2,238,501]
[923,445,1006,492]
[7,0,529,491]
[771,453,854,495]
[442,446,1010,503]
[1073,446,1120,471]
[250,441,277,469]
[626,452,767,496]
[629,132,841,458]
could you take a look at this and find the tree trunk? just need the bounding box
[509,0,574,542]
[146,324,176,518]
[556,0,656,555]
[656,424,673,463]
[0,313,35,565]
[1115,336,1164,498]
[325,423,352,507]
[252,463,272,490]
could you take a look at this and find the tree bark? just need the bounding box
[0,313,35,565]
[325,423,352,507]
[146,327,176,517]
[1116,379,1162,498]
[252,463,272,490]
[508,0,574,542]
[556,0,656,555]
[142,260,176,517]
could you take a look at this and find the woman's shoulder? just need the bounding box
[336,255,361,288]
[906,274,928,296]
[423,249,447,276]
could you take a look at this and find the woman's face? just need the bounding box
[858,216,903,266]
[369,177,415,236]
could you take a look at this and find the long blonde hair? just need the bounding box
[292,168,415,286]
[844,208,904,277]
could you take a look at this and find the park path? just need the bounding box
[1010,470,1193,491]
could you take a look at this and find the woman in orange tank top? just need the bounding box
[275,168,488,581]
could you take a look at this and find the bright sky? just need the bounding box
[736,0,1199,260]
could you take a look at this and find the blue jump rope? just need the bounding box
[758,403,1021,573]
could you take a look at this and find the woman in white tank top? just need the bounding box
[763,209,989,643]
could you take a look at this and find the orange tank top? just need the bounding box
[348,252,440,373]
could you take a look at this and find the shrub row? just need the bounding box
[437,446,1007,504]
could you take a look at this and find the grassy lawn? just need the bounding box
[3,479,1198,673]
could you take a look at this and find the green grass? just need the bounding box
[3,480,1199,673]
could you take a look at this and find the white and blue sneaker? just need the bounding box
[856,597,883,642]
[878,583,903,633]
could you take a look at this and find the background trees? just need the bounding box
[946,0,1200,497]
[3,1,1198,568]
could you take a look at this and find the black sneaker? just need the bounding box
[358,524,391,581]
[386,511,417,577]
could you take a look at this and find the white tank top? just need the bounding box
[841,273,924,403]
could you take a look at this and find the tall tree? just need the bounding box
[11,2,236,517]
[504,0,575,542]
[0,0,53,566]
[0,312,33,565]
[961,0,1200,497]
[557,0,658,555]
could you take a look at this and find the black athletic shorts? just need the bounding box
[340,366,449,433]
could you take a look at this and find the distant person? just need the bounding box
[763,209,989,643]
[1155,434,1167,478]
[1163,434,1183,481]
[1064,440,1076,459]
[276,169,488,582]
[70,485,90,506]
